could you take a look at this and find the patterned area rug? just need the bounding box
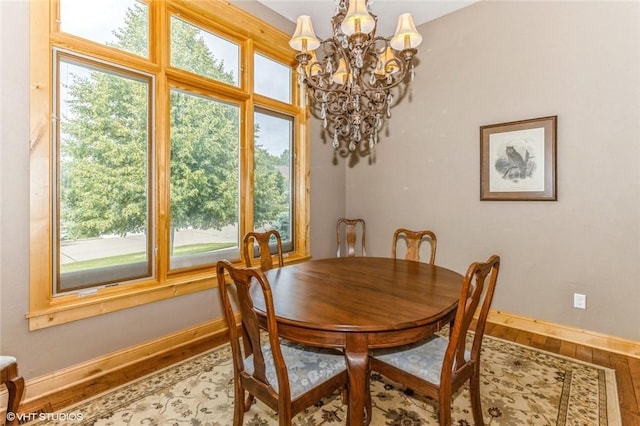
[27,335,620,425]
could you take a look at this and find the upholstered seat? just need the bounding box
[371,336,469,386]
[0,356,15,370]
[243,341,346,397]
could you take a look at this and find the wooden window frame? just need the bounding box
[52,50,156,294]
[28,0,310,330]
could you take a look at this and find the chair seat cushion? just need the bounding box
[0,356,16,369]
[371,335,469,386]
[244,341,346,398]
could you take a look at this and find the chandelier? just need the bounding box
[289,0,423,157]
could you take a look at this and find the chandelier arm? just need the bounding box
[361,70,409,92]
[305,77,352,94]
[358,38,411,92]
[303,39,354,94]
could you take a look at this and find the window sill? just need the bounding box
[26,254,311,331]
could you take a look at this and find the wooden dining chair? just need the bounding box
[392,228,437,264]
[217,260,349,426]
[243,230,284,271]
[1,356,24,426]
[370,255,500,426]
[336,218,366,257]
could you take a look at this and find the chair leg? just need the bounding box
[364,373,372,426]
[5,363,24,426]
[233,386,245,426]
[470,372,484,426]
[437,403,452,426]
[278,404,292,426]
[243,393,254,412]
[438,387,452,426]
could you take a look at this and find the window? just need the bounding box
[59,0,149,58]
[253,110,294,249]
[169,89,240,270]
[29,0,309,329]
[170,16,240,87]
[254,53,291,103]
[55,51,153,293]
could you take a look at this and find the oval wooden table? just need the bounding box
[254,257,463,426]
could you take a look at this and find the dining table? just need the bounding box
[253,256,464,426]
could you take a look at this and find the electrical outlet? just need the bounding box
[573,293,586,309]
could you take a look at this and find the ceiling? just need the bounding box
[256,0,478,39]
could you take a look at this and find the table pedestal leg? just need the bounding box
[345,334,371,426]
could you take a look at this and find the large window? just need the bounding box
[29,0,309,329]
[55,52,153,293]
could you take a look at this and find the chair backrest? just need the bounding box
[336,218,366,257]
[443,255,500,385]
[391,228,437,264]
[217,260,292,402]
[243,230,284,271]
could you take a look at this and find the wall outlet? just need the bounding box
[573,293,587,309]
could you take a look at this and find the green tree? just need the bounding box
[253,142,288,229]
[60,4,289,241]
[61,65,149,237]
[277,149,291,166]
[169,90,239,231]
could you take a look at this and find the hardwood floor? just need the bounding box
[19,323,640,425]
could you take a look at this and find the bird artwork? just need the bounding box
[494,145,535,182]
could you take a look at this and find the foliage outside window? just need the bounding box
[29,0,309,330]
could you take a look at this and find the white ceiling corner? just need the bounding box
[255,0,478,39]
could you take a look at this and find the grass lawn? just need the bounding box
[61,242,236,273]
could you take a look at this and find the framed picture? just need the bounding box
[480,115,557,201]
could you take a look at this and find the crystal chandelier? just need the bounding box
[289,0,423,157]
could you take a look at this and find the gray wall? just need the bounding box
[346,1,640,340]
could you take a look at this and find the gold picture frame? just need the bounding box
[480,116,557,201]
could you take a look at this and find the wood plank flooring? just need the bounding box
[19,323,640,425]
